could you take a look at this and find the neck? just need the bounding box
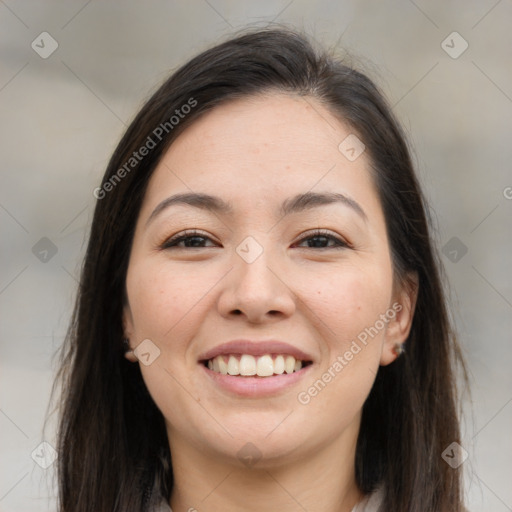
[167,418,364,512]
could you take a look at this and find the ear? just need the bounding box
[123,303,138,363]
[380,272,418,366]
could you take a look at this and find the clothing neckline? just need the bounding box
[157,485,383,512]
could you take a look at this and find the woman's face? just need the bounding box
[123,93,415,467]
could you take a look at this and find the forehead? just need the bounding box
[142,93,377,214]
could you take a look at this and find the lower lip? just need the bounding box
[200,363,312,397]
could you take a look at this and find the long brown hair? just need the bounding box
[50,27,468,511]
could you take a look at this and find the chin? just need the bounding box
[199,417,314,465]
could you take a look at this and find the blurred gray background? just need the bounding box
[1,1,511,511]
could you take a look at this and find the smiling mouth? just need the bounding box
[202,354,313,377]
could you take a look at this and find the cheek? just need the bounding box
[295,269,391,431]
[126,262,211,426]
[126,261,208,340]
[305,261,393,342]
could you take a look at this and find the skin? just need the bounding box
[123,93,417,512]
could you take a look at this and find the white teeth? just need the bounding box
[239,354,256,376]
[218,356,228,375]
[285,355,295,374]
[207,354,307,377]
[273,355,285,374]
[227,355,239,375]
[256,354,274,377]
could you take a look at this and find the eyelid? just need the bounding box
[294,228,351,249]
[160,228,351,250]
[160,229,219,249]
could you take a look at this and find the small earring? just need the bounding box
[123,338,138,362]
[394,343,405,357]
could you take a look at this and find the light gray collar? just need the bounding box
[156,485,383,512]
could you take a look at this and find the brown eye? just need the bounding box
[294,230,349,249]
[162,230,218,249]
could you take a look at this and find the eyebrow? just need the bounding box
[281,191,367,221]
[146,190,367,226]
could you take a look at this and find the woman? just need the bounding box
[52,27,467,511]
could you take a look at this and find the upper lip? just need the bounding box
[198,340,314,362]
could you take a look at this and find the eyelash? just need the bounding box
[161,229,350,250]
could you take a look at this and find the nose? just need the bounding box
[217,245,296,324]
